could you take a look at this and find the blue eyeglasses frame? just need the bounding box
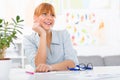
[68,63,93,71]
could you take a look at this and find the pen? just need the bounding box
[26,71,34,75]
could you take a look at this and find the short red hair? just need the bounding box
[34,3,55,17]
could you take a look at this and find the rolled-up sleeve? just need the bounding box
[23,34,37,68]
[62,30,79,65]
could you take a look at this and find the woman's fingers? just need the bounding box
[36,64,50,72]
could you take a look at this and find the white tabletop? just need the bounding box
[9,66,120,80]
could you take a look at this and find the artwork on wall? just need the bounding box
[65,10,106,47]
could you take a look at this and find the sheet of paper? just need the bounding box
[34,71,120,80]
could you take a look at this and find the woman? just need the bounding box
[23,2,79,72]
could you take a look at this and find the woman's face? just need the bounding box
[34,12,55,31]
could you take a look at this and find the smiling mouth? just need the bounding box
[44,22,52,26]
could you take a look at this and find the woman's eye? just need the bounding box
[51,14,54,17]
[42,13,47,16]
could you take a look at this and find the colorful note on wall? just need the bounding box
[65,10,106,47]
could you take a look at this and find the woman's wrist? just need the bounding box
[40,33,46,38]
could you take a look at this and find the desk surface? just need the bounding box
[9,66,120,80]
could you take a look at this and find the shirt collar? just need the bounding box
[34,31,60,45]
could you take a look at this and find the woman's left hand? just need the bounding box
[35,64,52,72]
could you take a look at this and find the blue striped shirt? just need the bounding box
[23,30,79,68]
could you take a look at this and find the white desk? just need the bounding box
[9,66,120,80]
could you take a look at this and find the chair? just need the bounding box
[104,55,120,66]
[77,56,104,66]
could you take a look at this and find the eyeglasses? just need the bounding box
[68,63,93,71]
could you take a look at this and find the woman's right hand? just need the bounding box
[32,23,46,36]
[32,16,46,36]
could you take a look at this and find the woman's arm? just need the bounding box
[50,60,75,71]
[35,60,75,72]
[35,35,47,66]
[32,23,47,66]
